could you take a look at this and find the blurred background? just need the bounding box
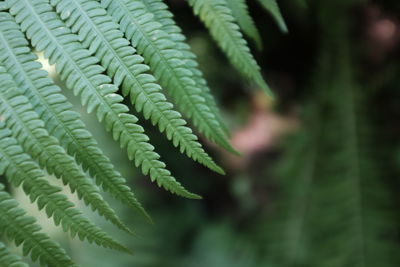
[8,0,400,266]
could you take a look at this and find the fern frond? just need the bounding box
[225,0,263,50]
[7,0,199,199]
[0,11,149,221]
[101,0,237,153]
[0,184,76,267]
[49,0,224,174]
[139,0,230,136]
[187,0,271,95]
[0,67,131,233]
[0,124,130,253]
[0,242,28,267]
[256,0,288,33]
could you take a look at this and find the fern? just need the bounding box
[225,0,263,50]
[0,11,149,220]
[187,0,271,95]
[0,184,76,267]
[0,124,129,253]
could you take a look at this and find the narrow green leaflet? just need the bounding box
[225,0,263,49]
[187,0,272,96]
[256,0,288,33]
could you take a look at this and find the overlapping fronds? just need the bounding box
[0,184,76,267]
[48,0,223,174]
[0,11,149,220]
[225,0,262,49]
[0,124,129,253]
[188,0,271,95]
[140,0,230,136]
[102,0,237,153]
[7,0,199,199]
[0,67,131,234]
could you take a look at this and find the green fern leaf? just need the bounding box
[225,0,263,50]
[0,11,150,221]
[0,67,131,233]
[256,0,288,33]
[0,242,28,267]
[0,184,76,267]
[139,0,230,136]
[0,124,130,253]
[49,0,224,175]
[187,0,272,96]
[6,0,199,199]
[101,0,237,153]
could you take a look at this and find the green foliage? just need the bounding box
[188,0,271,95]
[0,0,271,265]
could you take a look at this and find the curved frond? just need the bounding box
[101,0,237,153]
[225,0,263,50]
[0,184,76,267]
[140,0,230,136]
[49,0,224,174]
[6,0,199,199]
[0,242,28,267]
[187,0,272,95]
[0,11,149,221]
[0,67,131,233]
[256,0,288,33]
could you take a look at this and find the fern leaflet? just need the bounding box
[256,0,288,33]
[187,0,271,95]
[225,0,263,50]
